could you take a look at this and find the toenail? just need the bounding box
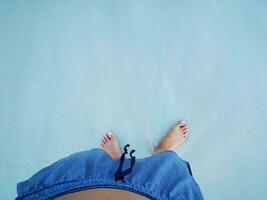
[178,120,186,125]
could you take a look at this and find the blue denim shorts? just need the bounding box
[16,145,203,200]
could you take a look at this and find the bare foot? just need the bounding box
[152,120,189,154]
[100,131,122,159]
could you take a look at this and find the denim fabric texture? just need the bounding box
[16,148,203,200]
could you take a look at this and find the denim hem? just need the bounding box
[16,177,170,200]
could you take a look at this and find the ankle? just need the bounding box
[153,147,165,155]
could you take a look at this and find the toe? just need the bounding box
[183,130,189,137]
[175,123,187,131]
[183,128,189,134]
[102,137,107,145]
[181,127,187,132]
[103,135,109,143]
[183,130,188,135]
[107,131,114,140]
[106,132,113,140]
[177,120,186,127]
[100,139,106,147]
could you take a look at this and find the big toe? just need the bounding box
[107,131,114,140]
[177,120,186,127]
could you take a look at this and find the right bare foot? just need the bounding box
[152,120,189,154]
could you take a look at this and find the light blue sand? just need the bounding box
[0,1,267,199]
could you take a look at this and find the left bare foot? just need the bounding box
[152,120,189,154]
[100,131,122,159]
